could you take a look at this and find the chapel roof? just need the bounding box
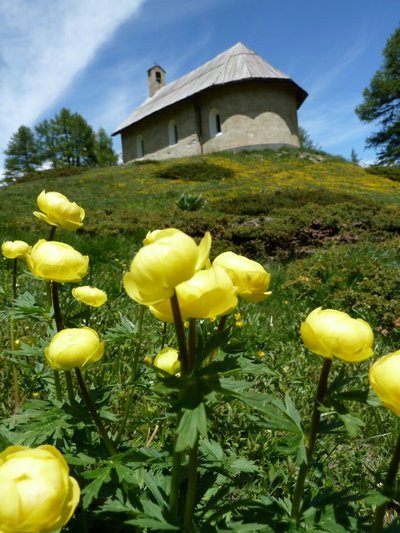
[113,42,307,135]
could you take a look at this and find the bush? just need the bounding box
[366,165,400,181]
[154,160,234,181]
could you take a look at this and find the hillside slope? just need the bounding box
[1,149,400,262]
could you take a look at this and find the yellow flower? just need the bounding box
[26,239,89,283]
[1,240,31,259]
[369,351,400,416]
[150,265,237,322]
[72,286,107,307]
[213,251,271,303]
[45,327,105,370]
[123,228,211,305]
[0,444,80,533]
[154,347,181,375]
[33,190,85,230]
[301,307,374,362]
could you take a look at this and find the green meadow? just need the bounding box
[1,148,400,532]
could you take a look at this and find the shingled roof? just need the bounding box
[113,42,307,135]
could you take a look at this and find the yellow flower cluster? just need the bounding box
[123,227,272,320]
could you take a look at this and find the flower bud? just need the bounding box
[33,190,85,230]
[213,251,271,303]
[1,240,31,259]
[72,286,107,307]
[0,444,80,533]
[26,239,88,283]
[369,350,400,416]
[301,307,374,362]
[45,327,105,370]
[150,265,237,322]
[154,347,181,375]
[123,228,211,305]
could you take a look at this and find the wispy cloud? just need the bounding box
[0,0,145,160]
[304,38,369,98]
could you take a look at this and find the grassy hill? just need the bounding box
[2,148,400,531]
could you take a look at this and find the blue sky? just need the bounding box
[1,0,399,173]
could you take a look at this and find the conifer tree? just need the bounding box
[356,26,400,165]
[4,125,41,179]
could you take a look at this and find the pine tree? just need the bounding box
[94,128,118,166]
[4,125,41,179]
[355,26,400,165]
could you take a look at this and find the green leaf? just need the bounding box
[337,413,365,437]
[363,490,390,506]
[227,456,258,475]
[81,466,112,508]
[175,402,207,451]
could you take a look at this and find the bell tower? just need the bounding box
[147,65,166,97]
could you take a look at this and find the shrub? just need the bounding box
[154,160,234,181]
[366,165,400,181]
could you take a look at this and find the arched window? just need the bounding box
[168,120,178,145]
[209,108,222,138]
[136,135,144,158]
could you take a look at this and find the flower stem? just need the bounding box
[183,438,199,531]
[188,319,196,374]
[170,291,188,375]
[291,357,332,522]
[53,371,62,402]
[169,448,183,520]
[115,305,145,445]
[65,371,75,403]
[10,259,20,413]
[75,367,116,456]
[51,281,64,331]
[371,431,400,532]
[48,225,57,241]
[50,281,65,401]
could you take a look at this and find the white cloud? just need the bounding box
[0,0,145,160]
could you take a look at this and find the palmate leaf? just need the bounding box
[337,412,365,437]
[126,498,179,531]
[0,291,49,321]
[4,399,73,446]
[104,316,139,343]
[175,401,207,451]
[82,465,112,508]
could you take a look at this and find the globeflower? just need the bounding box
[154,347,181,375]
[0,444,80,533]
[213,251,271,303]
[301,307,374,362]
[72,286,107,307]
[26,239,89,283]
[369,350,400,416]
[1,240,31,259]
[33,190,85,230]
[123,228,211,305]
[150,265,237,322]
[45,327,105,370]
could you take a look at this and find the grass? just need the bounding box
[2,147,400,531]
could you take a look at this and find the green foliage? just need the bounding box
[155,160,234,181]
[298,126,320,151]
[366,164,400,181]
[4,125,41,180]
[3,151,400,531]
[94,127,119,166]
[355,25,400,165]
[5,109,118,183]
[175,192,206,211]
